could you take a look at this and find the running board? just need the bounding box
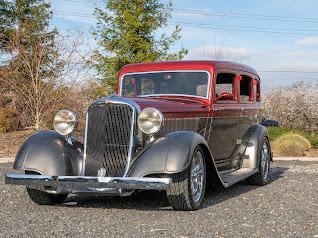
[219,168,258,187]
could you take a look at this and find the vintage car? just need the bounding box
[5,60,272,210]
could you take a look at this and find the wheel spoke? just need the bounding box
[261,142,270,180]
[190,150,205,203]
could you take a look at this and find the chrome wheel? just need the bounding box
[261,142,270,180]
[166,146,206,210]
[190,150,205,203]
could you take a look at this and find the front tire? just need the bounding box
[26,187,68,205]
[25,171,68,205]
[166,146,206,211]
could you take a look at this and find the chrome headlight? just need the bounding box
[138,107,163,134]
[53,110,78,136]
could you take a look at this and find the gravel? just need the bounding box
[1,161,318,238]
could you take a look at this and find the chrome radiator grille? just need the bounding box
[84,103,134,177]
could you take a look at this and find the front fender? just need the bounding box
[128,131,210,177]
[13,131,83,176]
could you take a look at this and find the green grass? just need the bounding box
[268,127,318,148]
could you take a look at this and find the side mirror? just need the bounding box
[261,119,280,127]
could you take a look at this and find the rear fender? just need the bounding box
[13,131,83,176]
[242,125,270,169]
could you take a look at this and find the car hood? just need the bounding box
[94,95,209,115]
[122,96,209,114]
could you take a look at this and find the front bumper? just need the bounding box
[5,173,171,192]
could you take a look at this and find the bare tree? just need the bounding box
[263,81,318,132]
[0,31,92,131]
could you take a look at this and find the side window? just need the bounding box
[240,75,253,103]
[215,73,236,102]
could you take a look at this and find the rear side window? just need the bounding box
[215,73,236,102]
[240,75,253,103]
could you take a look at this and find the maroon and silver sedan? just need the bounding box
[5,61,272,210]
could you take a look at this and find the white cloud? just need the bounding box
[296,36,318,47]
[264,61,318,71]
[185,44,251,61]
[287,51,318,58]
[258,61,318,88]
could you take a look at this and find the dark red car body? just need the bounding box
[6,60,271,211]
[118,60,262,171]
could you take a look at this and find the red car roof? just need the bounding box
[119,60,258,78]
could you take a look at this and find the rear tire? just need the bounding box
[25,171,67,205]
[246,137,271,186]
[166,146,206,211]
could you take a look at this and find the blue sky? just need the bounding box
[50,0,318,88]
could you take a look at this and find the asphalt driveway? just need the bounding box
[0,161,317,238]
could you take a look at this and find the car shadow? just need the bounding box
[61,166,288,211]
[203,166,288,208]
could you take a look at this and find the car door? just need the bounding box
[236,73,261,166]
[239,74,262,134]
[208,70,241,171]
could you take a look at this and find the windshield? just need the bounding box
[121,71,210,98]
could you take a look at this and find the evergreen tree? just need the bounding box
[93,0,187,93]
[0,0,54,55]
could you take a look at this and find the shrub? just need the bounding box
[274,140,307,157]
[0,107,19,133]
[275,134,311,150]
[273,134,312,157]
[268,126,318,148]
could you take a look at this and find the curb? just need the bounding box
[0,158,14,164]
[274,157,318,162]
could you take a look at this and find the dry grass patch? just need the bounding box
[0,129,84,158]
[305,149,318,157]
[273,133,312,157]
[0,130,34,157]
